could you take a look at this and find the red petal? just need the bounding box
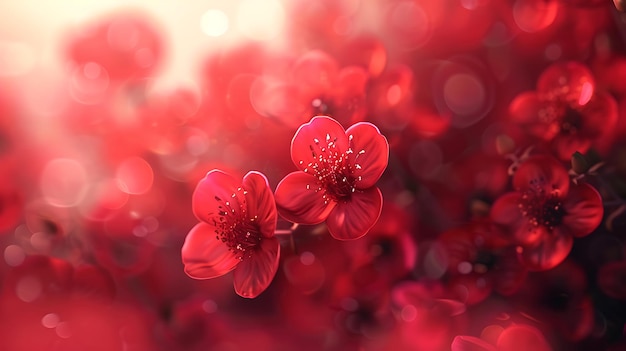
[562,183,603,237]
[345,122,389,189]
[192,170,245,224]
[275,171,336,224]
[334,66,369,100]
[552,136,591,161]
[326,187,383,240]
[292,50,339,98]
[490,192,523,227]
[513,155,569,196]
[537,61,594,107]
[491,192,543,245]
[518,229,573,271]
[181,222,239,279]
[233,237,280,298]
[242,171,277,238]
[451,335,497,351]
[578,92,618,139]
[290,116,349,173]
[496,325,552,351]
[509,92,558,141]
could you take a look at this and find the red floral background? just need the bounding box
[1,0,626,350]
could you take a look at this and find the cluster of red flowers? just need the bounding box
[2,0,626,350]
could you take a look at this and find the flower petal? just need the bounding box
[496,325,552,351]
[181,222,239,279]
[552,136,591,161]
[192,170,245,224]
[513,155,569,196]
[518,229,573,271]
[275,171,336,224]
[233,237,280,298]
[491,192,544,245]
[562,183,603,237]
[537,61,594,107]
[490,192,523,227]
[345,122,389,188]
[326,186,383,240]
[242,171,277,238]
[509,92,558,141]
[451,335,497,351]
[290,116,349,172]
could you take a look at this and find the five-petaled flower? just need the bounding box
[490,155,603,271]
[182,170,280,298]
[509,61,617,160]
[275,116,389,240]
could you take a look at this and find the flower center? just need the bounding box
[560,107,583,135]
[472,250,497,274]
[300,132,365,204]
[518,191,565,231]
[211,193,262,260]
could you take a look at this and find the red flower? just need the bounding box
[437,221,527,305]
[182,170,280,298]
[490,155,603,271]
[452,324,552,351]
[251,51,370,127]
[275,116,389,240]
[509,61,617,160]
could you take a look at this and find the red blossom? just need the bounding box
[437,221,527,305]
[182,170,280,298]
[275,116,389,240]
[251,51,370,127]
[64,11,164,82]
[490,155,603,271]
[509,62,617,160]
[452,324,553,351]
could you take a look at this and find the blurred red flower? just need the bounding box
[182,170,280,298]
[437,221,527,305]
[490,155,603,270]
[275,116,389,240]
[509,61,617,160]
[452,324,552,351]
